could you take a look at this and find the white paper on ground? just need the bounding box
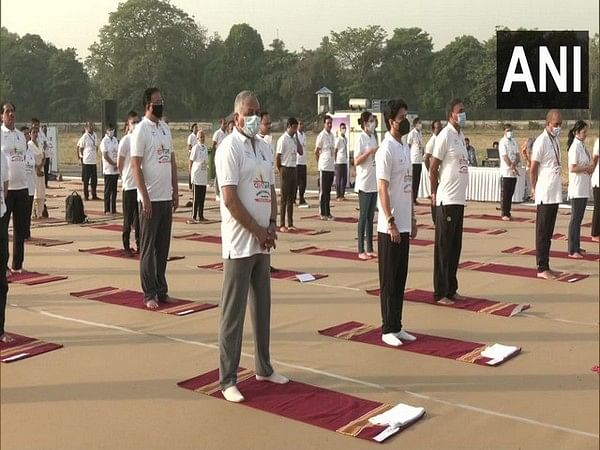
[373,425,400,442]
[510,304,528,316]
[176,309,195,316]
[2,352,29,362]
[369,403,425,428]
[296,273,316,283]
[481,343,519,365]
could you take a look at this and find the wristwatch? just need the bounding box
[387,216,395,225]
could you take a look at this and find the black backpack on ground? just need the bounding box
[65,191,86,224]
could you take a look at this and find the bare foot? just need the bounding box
[437,297,455,305]
[536,270,556,280]
[568,253,584,259]
[1,333,15,343]
[161,295,177,304]
[452,293,466,301]
[144,299,159,310]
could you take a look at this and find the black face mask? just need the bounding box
[399,118,410,136]
[151,103,163,118]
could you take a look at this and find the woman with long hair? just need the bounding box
[566,120,594,258]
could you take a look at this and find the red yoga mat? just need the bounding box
[174,233,221,244]
[178,367,424,443]
[7,270,68,285]
[70,286,217,316]
[78,247,185,261]
[301,214,359,224]
[465,214,535,223]
[502,246,599,262]
[1,333,63,363]
[291,246,375,262]
[198,262,327,282]
[417,224,507,235]
[365,288,530,317]
[552,233,597,244]
[319,321,520,366]
[458,260,589,283]
[22,236,74,246]
[88,223,123,232]
[278,227,331,236]
[173,216,220,224]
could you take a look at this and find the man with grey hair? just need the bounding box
[215,90,289,403]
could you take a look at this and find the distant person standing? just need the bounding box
[257,112,273,157]
[24,127,36,239]
[566,120,593,259]
[188,129,209,223]
[276,117,301,231]
[334,123,348,201]
[498,124,520,220]
[429,99,469,305]
[117,111,140,256]
[315,115,335,220]
[31,118,49,187]
[212,118,228,201]
[29,127,46,220]
[1,102,29,272]
[465,138,477,167]
[41,124,52,187]
[424,120,443,224]
[0,127,10,343]
[296,120,309,208]
[187,123,198,190]
[77,121,99,200]
[131,87,179,308]
[530,109,563,280]
[591,138,599,242]
[100,124,119,215]
[407,117,424,204]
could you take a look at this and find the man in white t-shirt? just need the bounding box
[100,123,119,215]
[429,99,469,305]
[216,90,288,403]
[315,115,335,219]
[31,118,49,187]
[1,102,29,274]
[117,110,140,256]
[212,118,228,201]
[407,117,424,204]
[591,138,599,241]
[188,129,209,223]
[77,122,99,200]
[187,123,198,190]
[424,120,443,223]
[295,120,309,207]
[276,117,302,230]
[376,99,418,347]
[257,112,274,162]
[334,123,348,200]
[530,109,563,279]
[131,87,178,309]
[498,123,520,220]
[0,104,12,343]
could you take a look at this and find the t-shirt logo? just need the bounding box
[157,144,171,164]
[253,174,271,203]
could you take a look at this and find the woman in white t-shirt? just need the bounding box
[591,138,599,242]
[354,111,379,259]
[28,127,46,220]
[187,129,209,223]
[566,121,594,258]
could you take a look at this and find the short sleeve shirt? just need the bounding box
[77,132,98,165]
[354,131,378,193]
[424,134,436,156]
[499,137,520,178]
[531,130,562,205]
[118,134,136,191]
[189,143,209,186]
[592,138,599,188]
[187,132,197,150]
[0,152,8,217]
[100,135,119,175]
[567,138,591,199]
[296,131,307,165]
[216,128,275,259]
[212,129,227,149]
[407,128,423,163]
[432,124,469,206]
[130,117,173,202]
[316,130,335,172]
[1,124,28,190]
[335,136,348,164]
[276,132,299,168]
[376,132,413,233]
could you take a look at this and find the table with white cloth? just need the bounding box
[417,165,527,203]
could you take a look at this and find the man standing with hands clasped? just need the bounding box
[216,90,288,403]
[131,87,178,309]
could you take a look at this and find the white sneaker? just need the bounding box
[394,330,416,342]
[256,372,289,384]
[381,333,403,347]
[298,203,309,208]
[222,385,245,403]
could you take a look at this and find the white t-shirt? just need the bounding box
[354,131,378,193]
[567,138,591,199]
[531,130,562,205]
[424,134,436,156]
[376,132,413,234]
[276,132,298,168]
[77,132,98,165]
[335,136,348,164]
[216,128,275,259]
[433,124,469,206]
[100,135,119,175]
[118,134,136,191]
[189,143,209,186]
[499,136,520,178]
[316,130,335,172]
[130,117,173,202]
[212,128,227,149]
[0,151,8,217]
[38,129,50,158]
[1,124,28,190]
[592,138,599,188]
[407,128,423,163]
[187,132,197,150]
[24,143,36,195]
[296,131,307,165]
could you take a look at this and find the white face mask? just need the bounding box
[242,115,260,138]
[552,127,561,138]
[506,131,513,139]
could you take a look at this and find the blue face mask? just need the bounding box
[457,112,467,128]
[242,115,260,138]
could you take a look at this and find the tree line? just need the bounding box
[1,0,598,123]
